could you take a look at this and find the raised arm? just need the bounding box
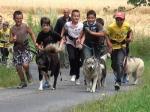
[86,29,106,37]
[58,27,66,51]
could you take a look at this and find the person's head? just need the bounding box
[63,8,70,18]
[13,10,23,26]
[0,15,2,25]
[40,17,51,32]
[86,10,96,25]
[114,12,125,27]
[96,18,104,26]
[2,21,9,31]
[71,9,80,24]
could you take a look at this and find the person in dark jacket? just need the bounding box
[54,8,71,68]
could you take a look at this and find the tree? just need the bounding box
[127,0,150,6]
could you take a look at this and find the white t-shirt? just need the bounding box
[64,21,83,47]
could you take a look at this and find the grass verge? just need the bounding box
[0,66,19,87]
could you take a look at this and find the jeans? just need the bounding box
[83,44,106,59]
[83,45,93,59]
[66,44,81,79]
[111,48,126,85]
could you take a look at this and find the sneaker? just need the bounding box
[122,77,129,84]
[38,86,43,91]
[17,82,27,89]
[114,82,120,91]
[43,81,50,89]
[28,79,33,85]
[51,87,56,90]
[71,75,76,82]
[75,79,80,85]
[38,81,43,91]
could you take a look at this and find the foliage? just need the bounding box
[127,0,150,6]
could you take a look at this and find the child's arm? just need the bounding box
[126,30,133,43]
[80,34,85,45]
[60,27,65,38]
[36,43,44,51]
[106,36,112,48]
[27,26,37,47]
[105,34,112,53]
[76,30,84,44]
[86,29,105,37]
[9,28,16,43]
[58,27,66,51]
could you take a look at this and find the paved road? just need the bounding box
[0,63,135,112]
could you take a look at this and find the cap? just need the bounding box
[114,12,125,19]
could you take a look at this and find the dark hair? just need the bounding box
[0,15,2,18]
[40,17,51,26]
[71,9,80,16]
[13,10,23,19]
[96,18,104,26]
[87,10,96,17]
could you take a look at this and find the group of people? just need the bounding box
[0,8,133,91]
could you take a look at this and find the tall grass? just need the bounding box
[27,9,58,35]
[130,36,150,58]
[0,0,128,10]
[69,36,150,112]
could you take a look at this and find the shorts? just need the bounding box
[13,49,32,66]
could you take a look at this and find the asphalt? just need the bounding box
[0,63,135,112]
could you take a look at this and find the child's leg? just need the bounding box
[40,68,50,89]
[43,70,50,89]
[22,50,33,83]
[66,44,76,76]
[74,48,81,80]
[0,48,2,62]
[44,71,49,82]
[13,51,27,88]
[23,63,32,83]
[16,65,26,82]
[7,47,13,67]
[2,48,9,62]
[16,65,27,89]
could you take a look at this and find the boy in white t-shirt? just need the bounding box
[60,9,83,85]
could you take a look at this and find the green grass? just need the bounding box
[0,65,19,87]
[69,37,150,112]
